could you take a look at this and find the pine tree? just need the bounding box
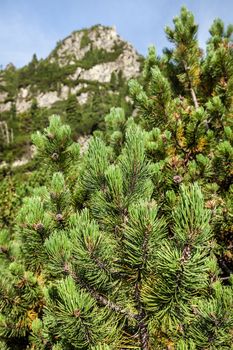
[65,93,83,135]
[129,6,233,273]
[1,7,233,350]
[28,123,232,349]
[0,115,80,349]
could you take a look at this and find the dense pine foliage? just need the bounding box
[0,7,233,350]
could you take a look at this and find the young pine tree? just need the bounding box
[28,121,232,349]
[0,115,80,349]
[129,6,233,273]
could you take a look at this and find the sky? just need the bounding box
[1,0,233,68]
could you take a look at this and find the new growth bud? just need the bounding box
[173,175,183,184]
[51,152,59,161]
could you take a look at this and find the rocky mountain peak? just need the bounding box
[0,25,141,115]
[51,25,121,64]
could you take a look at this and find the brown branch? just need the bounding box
[190,87,199,110]
[183,61,199,110]
[64,265,138,320]
[135,276,149,350]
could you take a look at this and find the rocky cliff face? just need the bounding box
[51,25,126,64]
[0,25,141,114]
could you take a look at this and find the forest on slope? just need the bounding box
[0,24,142,162]
[0,7,233,350]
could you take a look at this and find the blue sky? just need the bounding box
[1,0,233,68]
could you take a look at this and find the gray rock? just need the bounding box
[0,25,141,114]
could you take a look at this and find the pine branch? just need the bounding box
[91,254,110,273]
[128,160,140,197]
[190,86,199,110]
[64,264,138,320]
[79,316,93,345]
[134,276,149,350]
[180,244,191,265]
[183,61,199,110]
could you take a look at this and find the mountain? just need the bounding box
[0,25,142,162]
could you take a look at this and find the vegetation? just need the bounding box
[80,30,92,49]
[0,7,233,350]
[0,25,130,161]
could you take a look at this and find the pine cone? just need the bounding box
[56,213,63,222]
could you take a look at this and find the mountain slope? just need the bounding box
[0,25,142,162]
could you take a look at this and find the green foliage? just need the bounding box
[18,60,77,92]
[76,42,125,70]
[32,115,80,174]
[143,185,212,328]
[0,225,43,349]
[0,7,233,350]
[0,160,50,229]
[127,7,233,276]
[80,31,92,49]
[0,175,18,228]
[165,6,201,103]
[43,277,119,349]
[129,65,172,127]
